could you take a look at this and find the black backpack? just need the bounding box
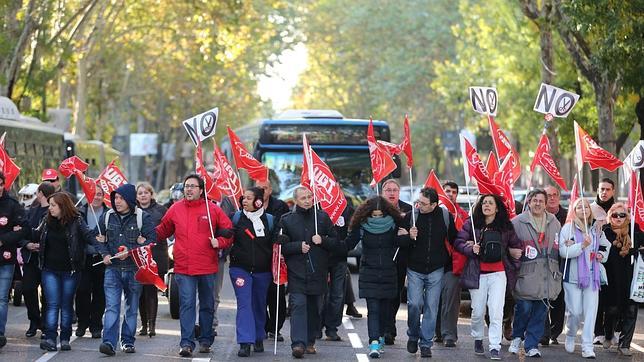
[480,229,504,263]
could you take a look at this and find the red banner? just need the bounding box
[494,157,516,219]
[400,115,413,168]
[574,121,623,172]
[461,136,501,195]
[629,171,644,231]
[0,143,20,190]
[423,169,463,230]
[271,244,287,285]
[96,160,127,207]
[226,127,268,182]
[530,133,568,191]
[214,146,243,204]
[58,156,89,178]
[486,151,499,177]
[488,116,520,183]
[377,140,402,155]
[367,119,397,183]
[74,170,97,203]
[195,142,222,202]
[130,244,167,292]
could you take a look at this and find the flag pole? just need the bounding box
[573,122,590,235]
[274,241,282,355]
[75,194,86,207]
[632,172,640,245]
[460,135,478,245]
[89,204,103,237]
[409,167,416,228]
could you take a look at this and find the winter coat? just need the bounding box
[512,211,562,300]
[602,223,644,308]
[140,200,169,275]
[400,207,457,274]
[559,222,610,286]
[278,206,340,295]
[229,211,275,273]
[156,198,233,275]
[455,218,522,290]
[80,202,109,255]
[33,216,97,272]
[345,224,407,299]
[19,205,48,264]
[0,193,26,266]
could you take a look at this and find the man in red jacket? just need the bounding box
[156,174,233,357]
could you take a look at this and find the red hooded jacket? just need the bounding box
[156,198,233,275]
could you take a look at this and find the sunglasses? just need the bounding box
[611,212,627,219]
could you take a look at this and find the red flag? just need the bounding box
[74,170,97,203]
[272,244,287,285]
[130,244,167,292]
[0,144,20,190]
[195,142,222,202]
[629,171,644,231]
[58,156,89,178]
[423,169,464,230]
[565,175,579,224]
[488,116,520,183]
[226,127,268,182]
[301,135,348,224]
[574,121,623,172]
[96,160,127,207]
[486,151,499,177]
[461,136,501,195]
[400,115,413,168]
[367,119,397,183]
[214,146,244,204]
[377,140,402,155]
[494,157,516,219]
[530,133,568,191]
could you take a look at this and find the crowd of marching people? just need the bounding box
[0,165,642,361]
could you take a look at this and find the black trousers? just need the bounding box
[289,293,321,348]
[542,286,565,340]
[344,269,356,305]
[139,272,165,326]
[75,255,105,333]
[321,262,347,334]
[384,256,407,337]
[22,256,45,326]
[605,302,638,348]
[265,283,286,334]
[594,288,608,337]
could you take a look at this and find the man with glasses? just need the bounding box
[0,172,28,349]
[156,175,233,357]
[404,187,457,357]
[381,179,412,345]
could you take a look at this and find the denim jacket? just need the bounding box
[96,208,156,270]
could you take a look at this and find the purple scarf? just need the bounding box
[575,227,600,291]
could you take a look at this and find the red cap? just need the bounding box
[41,169,59,181]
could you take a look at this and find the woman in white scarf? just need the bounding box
[228,187,276,357]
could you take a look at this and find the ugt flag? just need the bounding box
[530,133,567,191]
[130,244,167,292]
[574,121,623,172]
[96,160,127,207]
[367,119,396,183]
[59,156,89,178]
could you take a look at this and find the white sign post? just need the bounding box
[182,107,219,146]
[469,86,498,116]
[533,83,580,118]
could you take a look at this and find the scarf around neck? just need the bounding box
[243,208,265,237]
[574,226,600,291]
[596,196,615,212]
[362,215,395,235]
[610,221,632,257]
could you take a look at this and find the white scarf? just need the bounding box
[243,208,265,237]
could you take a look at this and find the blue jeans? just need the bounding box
[175,272,216,349]
[512,299,548,351]
[41,269,80,341]
[103,268,142,347]
[0,264,14,336]
[229,267,271,344]
[406,268,444,348]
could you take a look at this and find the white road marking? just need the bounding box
[348,332,363,349]
[342,316,354,330]
[34,335,78,362]
[356,353,370,362]
[631,342,644,353]
[191,358,211,362]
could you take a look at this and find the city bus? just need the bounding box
[220,109,399,206]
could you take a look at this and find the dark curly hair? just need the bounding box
[472,194,513,231]
[349,196,403,231]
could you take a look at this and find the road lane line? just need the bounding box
[356,353,369,362]
[631,342,644,353]
[348,332,363,348]
[342,316,354,330]
[191,358,211,362]
[34,335,78,362]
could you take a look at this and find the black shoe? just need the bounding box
[99,342,115,356]
[475,340,484,355]
[384,333,395,345]
[139,325,148,336]
[291,345,304,358]
[0,335,6,349]
[540,337,550,346]
[122,344,136,353]
[254,340,264,352]
[420,346,432,358]
[407,340,418,354]
[75,326,87,337]
[346,304,363,318]
[26,324,38,338]
[434,335,443,343]
[551,338,559,345]
[238,343,251,357]
[326,332,342,341]
[199,344,211,353]
[40,339,57,352]
[445,339,456,347]
[60,340,71,351]
[179,346,193,357]
[91,331,102,339]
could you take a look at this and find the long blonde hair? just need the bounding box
[570,198,594,231]
[607,202,631,257]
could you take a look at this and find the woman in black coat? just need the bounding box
[136,182,168,337]
[345,196,409,359]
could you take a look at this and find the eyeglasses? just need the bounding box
[184,184,200,189]
[415,200,433,207]
[611,212,627,219]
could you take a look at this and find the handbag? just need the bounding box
[629,253,644,303]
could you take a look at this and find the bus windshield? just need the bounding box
[262,150,375,202]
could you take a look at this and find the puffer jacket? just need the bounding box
[278,206,340,295]
[229,211,275,273]
[512,211,562,300]
[559,222,610,285]
[34,216,97,272]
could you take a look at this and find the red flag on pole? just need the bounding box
[629,170,644,231]
[195,142,222,202]
[367,119,397,183]
[0,143,20,190]
[530,133,568,191]
[74,170,97,203]
[461,136,501,195]
[96,160,127,207]
[494,156,516,219]
[565,175,579,224]
[488,115,521,183]
[486,151,499,177]
[423,169,464,230]
[574,121,623,172]
[226,127,268,182]
[272,244,287,285]
[400,114,413,168]
[376,140,402,156]
[301,135,348,224]
[58,156,89,178]
[130,244,167,292]
[214,146,244,204]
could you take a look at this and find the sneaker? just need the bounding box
[237,343,250,357]
[490,349,501,360]
[346,304,363,318]
[179,345,193,357]
[509,337,521,354]
[618,347,632,357]
[266,331,275,340]
[407,339,418,354]
[550,338,559,345]
[122,344,136,353]
[60,340,71,351]
[199,343,211,353]
[291,345,304,358]
[276,333,284,342]
[475,340,484,355]
[0,335,6,349]
[378,336,385,354]
[526,348,541,357]
[40,339,58,352]
[369,341,380,358]
[445,339,456,347]
[99,342,116,356]
[564,336,575,353]
[91,331,102,339]
[592,335,604,345]
[581,348,596,359]
[420,346,432,358]
[254,340,264,352]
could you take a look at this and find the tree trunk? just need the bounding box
[593,77,619,181]
[73,55,88,139]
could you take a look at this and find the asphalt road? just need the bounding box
[2,262,644,361]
